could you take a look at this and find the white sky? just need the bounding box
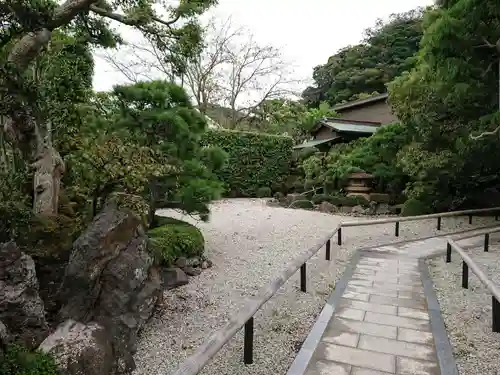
[92,0,435,93]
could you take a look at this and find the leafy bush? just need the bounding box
[256,187,272,198]
[201,130,293,197]
[369,193,391,204]
[290,200,314,209]
[340,196,370,207]
[148,219,204,265]
[311,194,338,205]
[401,198,429,217]
[0,344,59,375]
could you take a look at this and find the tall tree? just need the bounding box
[302,7,425,107]
[0,0,217,215]
[389,0,500,209]
[102,16,299,129]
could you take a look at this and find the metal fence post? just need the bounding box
[437,217,442,230]
[469,215,473,224]
[244,317,254,364]
[496,215,499,221]
[337,227,342,246]
[493,297,500,333]
[462,261,468,289]
[446,243,452,263]
[395,222,400,237]
[326,239,331,261]
[484,233,490,252]
[300,263,307,292]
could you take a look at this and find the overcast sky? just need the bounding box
[92,0,435,93]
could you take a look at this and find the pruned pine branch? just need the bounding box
[471,125,500,140]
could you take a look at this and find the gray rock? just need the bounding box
[39,319,113,375]
[175,257,187,268]
[351,205,365,215]
[319,201,338,213]
[186,257,201,268]
[375,203,391,215]
[286,193,302,204]
[58,204,162,374]
[0,241,48,348]
[340,206,352,214]
[366,201,378,215]
[162,268,188,289]
[0,320,8,346]
[184,266,202,277]
[266,198,281,207]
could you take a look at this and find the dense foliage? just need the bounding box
[389,0,500,210]
[303,8,424,107]
[302,122,408,196]
[201,129,294,197]
[0,345,59,375]
[148,220,205,265]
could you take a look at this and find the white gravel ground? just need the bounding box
[428,235,500,375]
[133,198,497,375]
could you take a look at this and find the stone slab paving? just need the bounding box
[286,236,464,375]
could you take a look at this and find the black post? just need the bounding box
[493,297,500,333]
[496,215,499,221]
[337,227,342,246]
[484,233,490,252]
[469,215,473,224]
[326,239,331,261]
[446,243,452,263]
[395,222,400,237]
[462,261,468,289]
[300,263,307,292]
[437,217,442,230]
[244,317,254,364]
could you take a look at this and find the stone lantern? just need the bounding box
[345,172,374,200]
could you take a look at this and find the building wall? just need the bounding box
[337,100,398,124]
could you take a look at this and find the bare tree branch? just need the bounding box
[471,125,500,140]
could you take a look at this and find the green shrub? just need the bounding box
[273,192,285,200]
[311,194,338,205]
[0,344,59,375]
[292,180,305,193]
[290,200,314,209]
[256,187,272,198]
[340,196,370,207]
[153,215,189,228]
[148,220,204,265]
[201,130,293,197]
[401,198,429,217]
[369,193,391,204]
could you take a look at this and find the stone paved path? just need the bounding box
[286,234,478,375]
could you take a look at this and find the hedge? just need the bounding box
[201,129,293,197]
[148,219,204,265]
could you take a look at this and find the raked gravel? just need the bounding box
[428,235,500,375]
[132,198,497,375]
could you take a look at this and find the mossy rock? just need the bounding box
[148,219,205,266]
[0,344,60,375]
[290,199,314,210]
[256,187,272,198]
[401,199,429,217]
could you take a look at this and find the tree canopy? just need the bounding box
[302,8,424,107]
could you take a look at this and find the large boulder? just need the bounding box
[0,241,48,348]
[39,319,113,375]
[58,204,162,374]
